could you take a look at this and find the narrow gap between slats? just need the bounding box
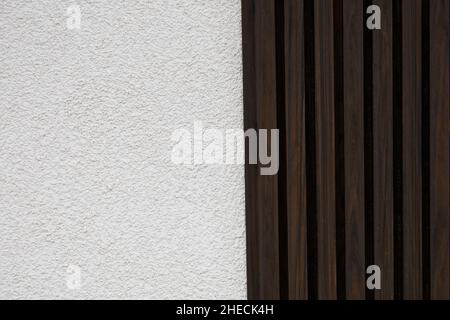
[421,0,431,300]
[364,0,375,301]
[333,0,346,301]
[304,0,318,300]
[275,0,289,300]
[393,0,404,300]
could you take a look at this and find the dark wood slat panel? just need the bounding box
[372,0,394,300]
[429,0,450,300]
[284,0,308,300]
[242,0,450,300]
[242,0,280,299]
[314,0,337,299]
[402,0,423,300]
[343,0,365,300]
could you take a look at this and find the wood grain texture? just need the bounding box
[242,0,280,299]
[343,0,365,300]
[242,0,259,299]
[402,0,423,300]
[372,0,394,300]
[284,0,308,299]
[242,0,450,300]
[314,0,337,300]
[429,0,450,300]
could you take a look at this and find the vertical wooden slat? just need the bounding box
[429,0,450,300]
[255,0,280,299]
[314,0,337,299]
[242,0,259,299]
[242,0,280,299]
[343,0,365,299]
[373,0,395,300]
[402,0,423,300]
[334,0,345,300]
[284,0,308,300]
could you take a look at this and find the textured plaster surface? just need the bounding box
[0,0,246,299]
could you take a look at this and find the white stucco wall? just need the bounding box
[0,0,246,299]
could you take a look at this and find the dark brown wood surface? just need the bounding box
[343,0,365,300]
[314,0,337,300]
[243,0,450,300]
[429,0,450,300]
[242,0,280,299]
[402,0,423,300]
[372,0,394,300]
[284,0,308,300]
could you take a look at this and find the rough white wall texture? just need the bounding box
[0,0,246,299]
